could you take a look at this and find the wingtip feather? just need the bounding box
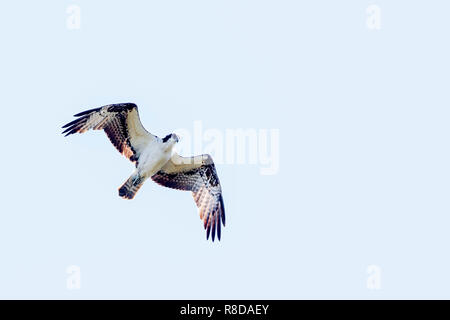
[62,115,88,129]
[73,107,101,117]
[211,221,216,242]
[206,223,211,240]
[220,196,226,227]
[216,208,221,241]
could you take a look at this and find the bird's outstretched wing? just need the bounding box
[151,153,226,242]
[62,103,156,166]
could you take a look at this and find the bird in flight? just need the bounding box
[62,103,225,241]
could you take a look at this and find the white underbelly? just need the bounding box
[138,149,171,177]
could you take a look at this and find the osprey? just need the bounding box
[62,103,225,241]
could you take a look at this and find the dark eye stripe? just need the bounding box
[162,134,172,143]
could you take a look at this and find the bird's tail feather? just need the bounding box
[118,174,144,200]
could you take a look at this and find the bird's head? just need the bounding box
[162,133,180,144]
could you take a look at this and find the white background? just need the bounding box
[0,1,449,298]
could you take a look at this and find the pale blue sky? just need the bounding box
[0,1,449,299]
